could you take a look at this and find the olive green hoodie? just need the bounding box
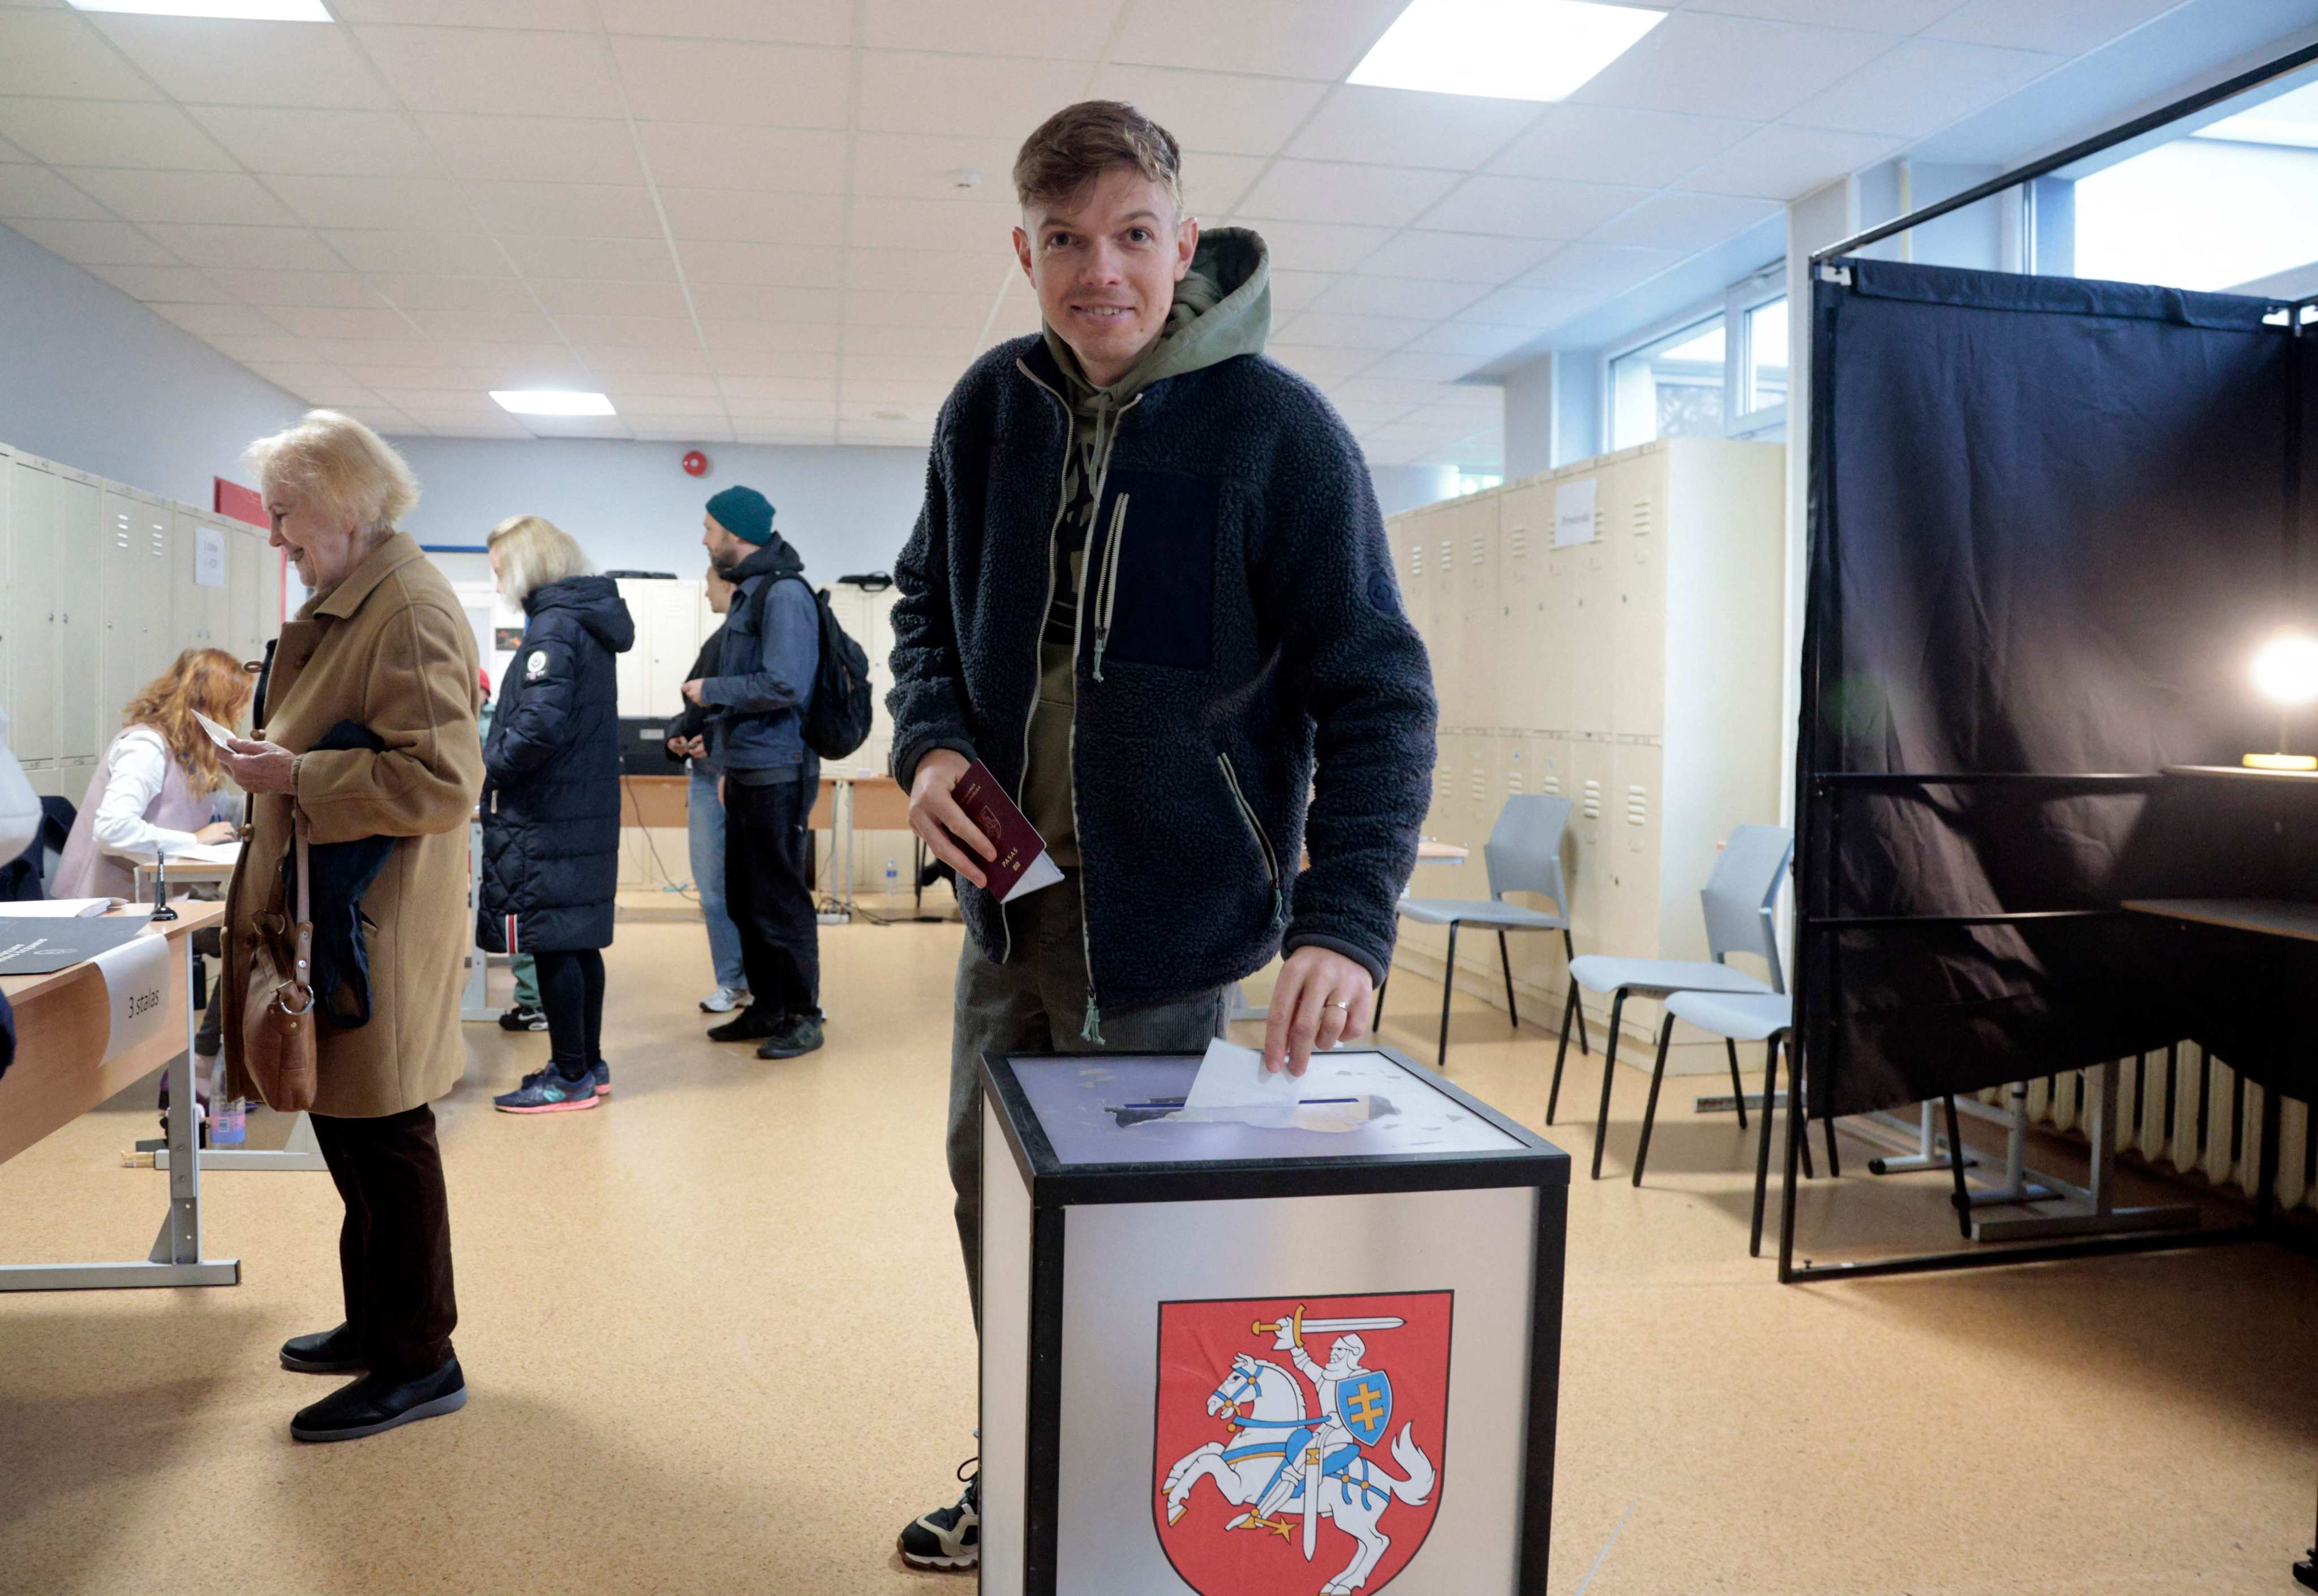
[1024,226,1271,865]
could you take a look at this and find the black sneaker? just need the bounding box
[898,1459,978,1572]
[280,1322,367,1374]
[290,1357,466,1443]
[497,1003,548,1032]
[707,1006,783,1043]
[756,1013,824,1060]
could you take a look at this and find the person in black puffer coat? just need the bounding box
[476,515,634,1115]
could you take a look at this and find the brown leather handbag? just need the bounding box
[240,807,318,1112]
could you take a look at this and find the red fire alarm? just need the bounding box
[682,449,710,477]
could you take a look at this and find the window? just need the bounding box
[1608,315,1724,449]
[1743,298,1789,414]
[1455,472,1503,496]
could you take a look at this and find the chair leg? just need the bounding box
[1547,983,1577,1125]
[1589,989,1628,1181]
[1562,930,1590,1056]
[1633,1012,1677,1188]
[1725,1037,1748,1130]
[1436,922,1459,1070]
[1822,1113,1842,1179]
[1373,974,1388,1032]
[1799,1098,1816,1181]
[1497,930,1518,1029]
[1750,1035,1783,1257]
[1943,1095,1972,1240]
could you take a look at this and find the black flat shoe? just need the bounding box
[280,1323,368,1374]
[290,1357,466,1443]
[707,1008,782,1042]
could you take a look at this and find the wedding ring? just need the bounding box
[1324,999,1350,1011]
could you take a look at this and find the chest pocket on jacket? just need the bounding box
[1092,467,1218,672]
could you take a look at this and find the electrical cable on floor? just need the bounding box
[621,776,699,905]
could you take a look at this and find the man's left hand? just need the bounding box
[1262,946,1375,1077]
[220,737,298,795]
[681,678,707,706]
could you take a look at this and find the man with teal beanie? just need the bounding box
[685,484,825,1060]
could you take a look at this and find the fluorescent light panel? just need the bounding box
[491,390,616,417]
[67,0,334,19]
[1350,0,1665,102]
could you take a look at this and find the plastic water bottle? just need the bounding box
[885,857,899,896]
[207,1057,245,1146]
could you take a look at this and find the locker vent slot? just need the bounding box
[1435,767,1453,799]
[1582,779,1602,819]
[1439,539,1452,570]
[1469,768,1486,802]
[1470,535,1486,566]
[1507,526,1527,560]
[1542,776,1562,796]
[1626,785,1649,826]
[1508,769,1524,793]
[1409,543,1424,579]
[1632,500,1654,536]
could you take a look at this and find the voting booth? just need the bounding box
[979,1046,1568,1596]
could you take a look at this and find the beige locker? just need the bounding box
[1565,735,1614,954]
[226,526,258,666]
[1456,494,1502,731]
[0,452,10,740]
[1608,450,1669,739]
[1566,469,1616,738]
[172,510,227,657]
[1427,509,1465,729]
[1496,478,1548,735]
[1397,511,1436,681]
[101,489,171,720]
[259,535,283,650]
[54,470,102,767]
[6,454,55,768]
[1606,741,1665,961]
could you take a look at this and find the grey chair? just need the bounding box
[1547,823,1793,1180]
[1382,794,1590,1069]
[1651,991,1796,1254]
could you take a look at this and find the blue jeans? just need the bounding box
[688,764,748,991]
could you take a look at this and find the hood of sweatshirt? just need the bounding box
[723,531,806,588]
[525,573,635,654]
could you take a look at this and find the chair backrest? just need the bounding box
[1700,824,1793,991]
[1483,794,1573,917]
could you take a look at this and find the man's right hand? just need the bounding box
[908,748,998,891]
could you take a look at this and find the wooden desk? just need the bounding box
[0,900,238,1290]
[620,772,911,832]
[1416,839,1470,865]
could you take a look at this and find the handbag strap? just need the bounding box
[289,805,313,929]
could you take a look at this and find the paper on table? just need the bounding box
[1182,1038,1302,1113]
[134,841,240,866]
[0,897,119,918]
[95,928,170,1065]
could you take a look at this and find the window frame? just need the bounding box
[1596,261,1789,453]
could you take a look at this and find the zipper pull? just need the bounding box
[1092,635,1108,682]
[1081,993,1106,1046]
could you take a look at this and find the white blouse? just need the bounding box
[93,727,230,859]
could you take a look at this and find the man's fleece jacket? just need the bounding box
[886,326,1438,1018]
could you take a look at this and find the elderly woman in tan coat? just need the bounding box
[219,410,484,1444]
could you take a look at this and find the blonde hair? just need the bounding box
[123,648,253,798]
[242,410,419,539]
[487,514,593,605]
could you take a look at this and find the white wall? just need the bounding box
[0,222,302,509]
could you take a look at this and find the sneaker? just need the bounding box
[591,1059,611,1097]
[290,1357,466,1443]
[280,1322,367,1374]
[756,1013,824,1060]
[698,986,749,1014]
[493,1066,599,1113]
[497,1003,548,1032]
[898,1460,978,1572]
[706,1007,782,1043]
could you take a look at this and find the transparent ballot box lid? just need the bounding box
[983,1047,1566,1204]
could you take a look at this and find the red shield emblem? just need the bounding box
[1153,1290,1451,1596]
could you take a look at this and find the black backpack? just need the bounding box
[753,575,872,760]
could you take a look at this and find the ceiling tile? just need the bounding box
[599,0,850,45]
[140,222,341,270]
[264,305,417,340]
[863,0,1125,58]
[1267,343,1373,381]
[1357,230,1554,284]
[330,0,599,29]
[0,163,109,220]
[85,263,230,302]
[570,343,709,374]
[621,398,728,420]
[1183,153,1265,217]
[1456,284,1595,329]
[1288,87,1544,171]
[322,227,513,274]
[602,371,721,397]
[843,247,1007,296]
[637,123,849,194]
[61,168,297,227]
[689,282,841,321]
[679,239,847,287]
[0,135,30,165]
[1586,190,1782,251]
[0,11,157,100]
[428,341,582,380]
[1242,218,1391,274]
[203,333,329,364]
[1571,11,1898,122]
[295,335,453,365]
[550,313,698,349]
[1921,0,2174,55]
[632,423,736,442]
[1084,64,1328,156]
[857,52,1089,139]
[1268,267,1335,312]
[1235,161,1460,229]
[367,384,491,411]
[1110,0,1407,80]
[1686,0,1964,27]
[1782,38,2055,136]
[150,300,285,341]
[1403,320,1543,359]
[720,376,838,401]
[261,174,469,233]
[529,278,692,317]
[1487,104,1757,188]
[0,98,235,170]
[849,131,1020,200]
[842,352,968,384]
[1363,349,1489,382]
[1519,240,1682,293]
[367,273,535,311]
[500,233,674,278]
[338,363,477,389]
[847,195,1021,253]
[418,113,646,184]
[522,414,633,440]
[1273,310,1424,350]
[358,25,624,117]
[614,37,851,129]
[465,181,662,237]
[702,319,843,353]
[204,268,380,308]
[840,324,976,359]
[840,290,988,329]
[1416,175,1649,240]
[659,188,847,246]
[91,15,393,110]
[1676,124,1901,199]
[189,107,443,177]
[246,360,361,393]
[1312,274,1487,320]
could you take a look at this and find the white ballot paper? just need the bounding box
[95,928,170,1066]
[1182,1038,1302,1115]
[191,709,240,750]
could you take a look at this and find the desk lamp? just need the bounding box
[2247,634,2318,770]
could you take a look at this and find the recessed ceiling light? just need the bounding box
[491,390,616,417]
[1349,0,1665,102]
[66,0,335,19]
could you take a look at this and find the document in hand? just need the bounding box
[191,710,239,750]
[951,759,1064,904]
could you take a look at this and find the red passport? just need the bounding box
[952,760,1065,903]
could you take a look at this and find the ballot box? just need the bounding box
[978,1046,1569,1596]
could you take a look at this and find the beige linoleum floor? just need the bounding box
[2,905,2315,1596]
